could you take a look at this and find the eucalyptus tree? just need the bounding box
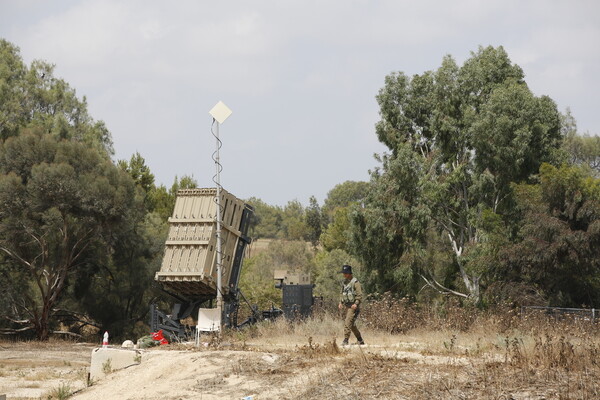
[352,46,562,303]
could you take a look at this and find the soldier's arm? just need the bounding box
[354,281,363,306]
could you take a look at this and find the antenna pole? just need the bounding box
[215,120,223,333]
[208,100,232,334]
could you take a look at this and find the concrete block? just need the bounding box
[90,347,142,381]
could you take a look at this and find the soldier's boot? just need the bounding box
[341,338,349,346]
[357,337,365,345]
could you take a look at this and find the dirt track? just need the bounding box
[75,349,329,400]
[0,341,467,400]
[2,336,599,399]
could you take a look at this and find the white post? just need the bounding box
[215,120,223,332]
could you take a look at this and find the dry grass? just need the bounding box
[0,337,81,349]
[24,370,60,381]
[45,382,72,400]
[225,300,600,399]
[3,303,600,399]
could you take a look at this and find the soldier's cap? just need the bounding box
[340,264,353,274]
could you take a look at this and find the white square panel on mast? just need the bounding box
[209,101,232,124]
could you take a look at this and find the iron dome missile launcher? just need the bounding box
[150,188,254,340]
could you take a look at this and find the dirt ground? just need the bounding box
[0,341,92,399]
[0,340,475,400]
[2,331,599,400]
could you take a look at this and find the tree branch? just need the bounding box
[419,274,469,299]
[1,245,48,299]
[0,326,34,335]
[0,246,34,271]
[0,315,31,325]
[51,330,83,339]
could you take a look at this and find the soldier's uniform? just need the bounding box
[339,265,364,345]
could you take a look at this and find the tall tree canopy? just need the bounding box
[322,181,369,222]
[0,39,113,154]
[0,130,140,340]
[0,39,158,340]
[351,46,562,303]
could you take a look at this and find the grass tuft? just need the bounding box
[46,382,72,400]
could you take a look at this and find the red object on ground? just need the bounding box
[151,330,163,340]
[151,330,169,345]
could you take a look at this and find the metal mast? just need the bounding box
[215,120,223,323]
[209,101,232,332]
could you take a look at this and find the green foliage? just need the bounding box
[322,181,369,223]
[0,40,28,138]
[147,174,198,221]
[349,142,430,294]
[0,39,169,340]
[245,197,317,243]
[321,207,351,252]
[353,46,562,303]
[148,185,173,221]
[0,39,113,155]
[0,131,139,340]
[501,164,600,306]
[245,197,284,238]
[239,240,316,310]
[566,138,600,173]
[71,211,167,338]
[281,200,309,240]
[170,175,198,192]
[320,181,369,252]
[304,196,323,246]
[471,83,561,186]
[118,152,155,194]
[561,109,600,177]
[313,249,362,304]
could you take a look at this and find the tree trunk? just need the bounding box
[456,260,480,304]
[34,315,50,341]
[34,298,53,341]
[449,234,481,304]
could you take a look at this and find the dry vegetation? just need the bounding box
[231,297,600,399]
[2,302,600,399]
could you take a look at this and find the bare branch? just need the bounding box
[51,330,83,339]
[0,246,34,270]
[0,315,31,324]
[420,274,469,299]
[70,228,95,264]
[0,326,34,335]
[0,244,47,298]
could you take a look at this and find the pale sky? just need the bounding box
[1,0,598,206]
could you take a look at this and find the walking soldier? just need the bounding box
[338,264,365,346]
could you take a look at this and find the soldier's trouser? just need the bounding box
[343,305,362,341]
